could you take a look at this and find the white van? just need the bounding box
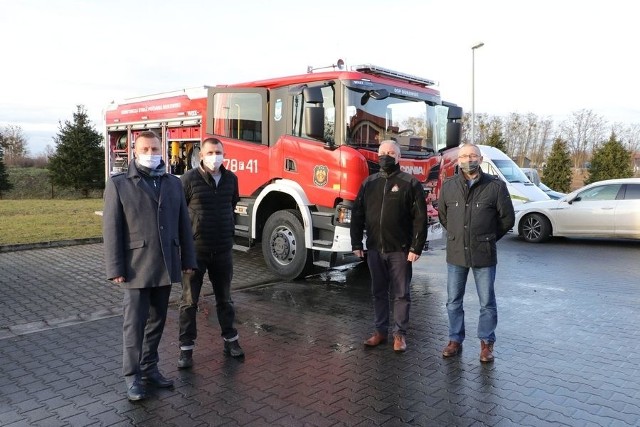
[477,145,550,205]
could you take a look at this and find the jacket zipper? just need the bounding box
[380,177,389,254]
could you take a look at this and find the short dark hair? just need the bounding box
[202,137,223,149]
[135,130,160,142]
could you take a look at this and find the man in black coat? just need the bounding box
[438,143,515,363]
[351,140,428,353]
[177,138,243,368]
[103,131,197,401]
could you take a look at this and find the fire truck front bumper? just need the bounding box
[330,225,355,253]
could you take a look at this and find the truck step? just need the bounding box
[232,244,251,253]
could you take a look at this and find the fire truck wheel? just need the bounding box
[262,209,313,280]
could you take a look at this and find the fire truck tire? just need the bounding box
[262,209,313,280]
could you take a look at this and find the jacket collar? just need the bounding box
[456,168,486,187]
[127,161,165,202]
[127,159,167,178]
[198,162,227,184]
[379,163,401,178]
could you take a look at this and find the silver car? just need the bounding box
[514,178,640,242]
[521,167,565,199]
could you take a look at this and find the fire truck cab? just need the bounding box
[104,63,462,279]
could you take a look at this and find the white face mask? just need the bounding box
[137,154,162,169]
[203,154,224,171]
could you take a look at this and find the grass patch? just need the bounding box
[2,166,103,199]
[0,199,104,245]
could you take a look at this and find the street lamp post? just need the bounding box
[471,42,484,145]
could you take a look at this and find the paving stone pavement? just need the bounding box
[1,236,639,426]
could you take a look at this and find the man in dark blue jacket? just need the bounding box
[438,143,515,363]
[177,138,242,368]
[351,140,428,353]
[103,131,197,401]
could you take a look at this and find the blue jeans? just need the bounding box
[446,264,497,344]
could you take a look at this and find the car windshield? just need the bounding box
[492,159,531,183]
[343,86,448,158]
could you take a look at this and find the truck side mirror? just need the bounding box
[302,86,326,140]
[303,86,324,104]
[446,104,463,120]
[304,106,325,139]
[443,102,463,149]
[446,122,461,149]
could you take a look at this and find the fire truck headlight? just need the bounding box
[336,206,352,224]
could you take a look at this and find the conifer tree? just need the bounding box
[0,155,13,199]
[48,105,104,197]
[485,129,507,153]
[585,132,633,184]
[543,138,572,193]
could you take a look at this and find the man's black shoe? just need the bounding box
[142,371,174,388]
[126,379,146,401]
[223,340,245,358]
[177,349,193,369]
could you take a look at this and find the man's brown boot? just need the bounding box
[480,341,494,363]
[442,341,462,357]
[364,332,387,347]
[393,335,407,353]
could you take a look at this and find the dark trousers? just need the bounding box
[366,250,412,337]
[179,249,236,348]
[122,285,171,384]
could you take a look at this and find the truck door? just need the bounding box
[206,88,270,196]
[280,84,342,208]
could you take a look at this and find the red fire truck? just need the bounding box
[104,63,462,279]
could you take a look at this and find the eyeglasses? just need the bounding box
[458,154,480,160]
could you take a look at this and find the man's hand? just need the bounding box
[111,276,125,283]
[353,249,364,258]
[183,268,194,274]
[407,252,420,262]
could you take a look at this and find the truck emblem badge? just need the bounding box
[313,165,328,187]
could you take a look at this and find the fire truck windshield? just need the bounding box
[344,87,449,158]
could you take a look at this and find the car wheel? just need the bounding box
[520,213,551,243]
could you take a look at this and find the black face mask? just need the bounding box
[379,155,396,172]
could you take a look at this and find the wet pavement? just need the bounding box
[1,235,639,426]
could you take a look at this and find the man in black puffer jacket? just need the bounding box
[177,138,243,368]
[351,140,428,353]
[438,143,514,363]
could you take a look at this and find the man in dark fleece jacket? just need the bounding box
[177,138,243,369]
[351,140,428,353]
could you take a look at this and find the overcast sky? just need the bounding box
[2,0,638,155]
